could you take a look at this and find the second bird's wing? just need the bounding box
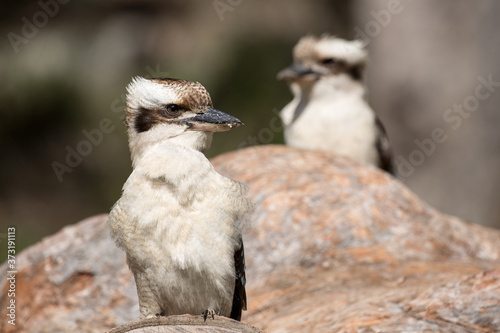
[375,117,395,175]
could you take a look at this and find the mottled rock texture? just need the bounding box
[2,145,499,332]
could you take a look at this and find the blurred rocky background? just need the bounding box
[2,146,500,332]
[1,0,500,260]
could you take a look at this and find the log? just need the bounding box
[106,315,264,333]
[1,145,499,332]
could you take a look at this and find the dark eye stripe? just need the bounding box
[134,107,158,133]
[321,58,336,65]
[349,65,363,81]
[134,104,192,133]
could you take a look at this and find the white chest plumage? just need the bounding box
[281,78,379,166]
[108,142,249,317]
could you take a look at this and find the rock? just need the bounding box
[2,145,499,332]
[0,215,137,333]
[213,145,500,332]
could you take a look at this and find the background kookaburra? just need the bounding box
[108,77,252,321]
[278,35,394,174]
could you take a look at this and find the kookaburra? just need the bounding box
[108,77,252,321]
[278,35,394,174]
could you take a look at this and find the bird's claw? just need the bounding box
[155,312,166,317]
[202,309,215,322]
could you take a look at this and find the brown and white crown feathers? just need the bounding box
[293,35,367,66]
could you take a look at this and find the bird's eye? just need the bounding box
[321,58,336,65]
[165,104,182,116]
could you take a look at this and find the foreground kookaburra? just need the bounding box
[108,77,252,321]
[278,35,394,174]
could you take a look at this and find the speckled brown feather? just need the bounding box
[293,35,318,63]
[152,78,213,110]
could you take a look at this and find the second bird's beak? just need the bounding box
[183,107,243,132]
[277,63,321,82]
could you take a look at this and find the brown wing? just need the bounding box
[229,237,247,321]
[375,117,395,175]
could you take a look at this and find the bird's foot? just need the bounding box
[202,309,216,322]
[155,312,166,317]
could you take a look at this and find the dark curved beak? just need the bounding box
[277,63,320,81]
[184,108,243,132]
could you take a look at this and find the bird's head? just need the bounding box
[277,35,367,84]
[125,76,243,164]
